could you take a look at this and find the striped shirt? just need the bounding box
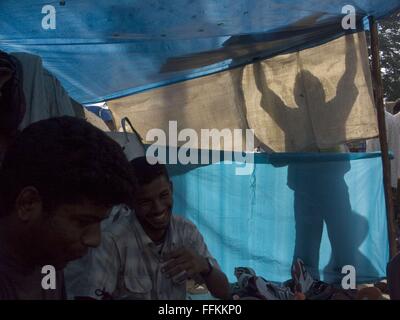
[65,205,218,300]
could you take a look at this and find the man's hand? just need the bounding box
[162,247,210,283]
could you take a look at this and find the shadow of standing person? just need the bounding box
[289,156,351,280]
[322,209,380,283]
[261,34,363,280]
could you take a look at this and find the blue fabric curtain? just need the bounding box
[168,152,389,283]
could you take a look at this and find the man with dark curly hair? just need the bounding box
[0,116,136,300]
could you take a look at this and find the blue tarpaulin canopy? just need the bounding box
[1,0,399,103]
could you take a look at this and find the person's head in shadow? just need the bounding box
[0,116,136,271]
[294,70,326,111]
[129,156,173,243]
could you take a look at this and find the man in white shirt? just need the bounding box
[65,156,230,300]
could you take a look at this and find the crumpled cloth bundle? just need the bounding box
[231,267,294,300]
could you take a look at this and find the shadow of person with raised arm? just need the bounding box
[253,33,359,152]
[260,33,379,282]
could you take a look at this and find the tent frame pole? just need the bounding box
[369,17,397,259]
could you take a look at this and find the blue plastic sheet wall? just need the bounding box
[168,152,389,283]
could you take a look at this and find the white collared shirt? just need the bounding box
[64,205,218,300]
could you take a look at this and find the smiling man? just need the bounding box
[0,116,135,299]
[65,156,230,300]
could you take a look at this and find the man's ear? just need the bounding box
[15,186,43,222]
[169,180,173,193]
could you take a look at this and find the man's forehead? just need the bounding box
[136,176,171,196]
[57,202,111,219]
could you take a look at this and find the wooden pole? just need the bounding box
[369,17,397,258]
